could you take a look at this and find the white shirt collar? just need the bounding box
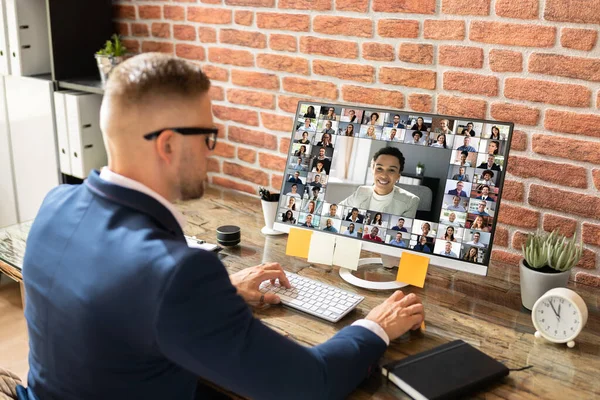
[99,167,187,231]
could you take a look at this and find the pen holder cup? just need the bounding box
[261,194,284,236]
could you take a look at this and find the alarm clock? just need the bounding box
[531,287,588,348]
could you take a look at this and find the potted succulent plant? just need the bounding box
[95,34,127,86]
[520,230,583,310]
[416,162,425,176]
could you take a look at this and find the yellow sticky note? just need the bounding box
[286,227,313,259]
[396,252,430,288]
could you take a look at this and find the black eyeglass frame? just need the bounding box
[143,127,219,150]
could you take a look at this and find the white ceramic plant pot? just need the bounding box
[519,259,570,310]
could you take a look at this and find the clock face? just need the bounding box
[534,295,582,341]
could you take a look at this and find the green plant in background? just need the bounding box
[417,162,425,169]
[96,34,126,57]
[522,230,583,272]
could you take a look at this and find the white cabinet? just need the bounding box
[5,0,51,76]
[0,76,17,228]
[5,75,59,222]
[0,1,11,75]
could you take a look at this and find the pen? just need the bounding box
[258,186,272,201]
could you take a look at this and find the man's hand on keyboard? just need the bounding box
[365,291,424,341]
[230,262,292,305]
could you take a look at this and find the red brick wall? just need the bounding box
[113,0,600,284]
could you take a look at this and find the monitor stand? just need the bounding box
[339,254,409,291]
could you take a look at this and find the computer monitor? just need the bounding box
[273,102,513,276]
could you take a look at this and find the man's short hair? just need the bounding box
[372,146,405,172]
[312,187,320,192]
[352,207,359,212]
[105,53,211,105]
[398,218,405,222]
[412,131,422,139]
[483,169,494,178]
[291,184,297,188]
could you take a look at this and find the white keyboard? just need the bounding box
[259,272,364,323]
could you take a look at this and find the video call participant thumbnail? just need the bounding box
[297,118,316,133]
[345,207,365,224]
[478,154,502,171]
[281,210,297,224]
[343,222,359,237]
[338,147,420,218]
[475,185,495,202]
[386,114,405,129]
[310,147,332,174]
[390,217,408,232]
[463,246,479,262]
[285,183,302,198]
[439,241,459,258]
[322,203,341,219]
[465,231,486,248]
[389,232,407,247]
[363,226,384,242]
[322,218,338,233]
[413,235,433,253]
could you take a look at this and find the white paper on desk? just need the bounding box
[332,237,362,271]
[307,232,336,265]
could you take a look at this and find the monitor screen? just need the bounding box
[273,102,513,275]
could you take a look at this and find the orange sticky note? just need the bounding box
[396,252,430,288]
[421,321,426,331]
[285,227,313,259]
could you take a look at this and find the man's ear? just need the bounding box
[156,129,176,165]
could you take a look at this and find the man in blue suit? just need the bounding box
[448,181,468,197]
[20,54,424,400]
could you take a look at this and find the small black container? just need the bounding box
[216,225,241,247]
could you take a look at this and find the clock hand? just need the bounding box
[549,300,560,319]
[558,304,561,320]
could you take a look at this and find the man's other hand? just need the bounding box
[365,291,424,341]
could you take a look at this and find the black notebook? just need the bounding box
[381,340,509,400]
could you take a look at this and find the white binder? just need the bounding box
[65,92,106,179]
[54,91,78,176]
[0,1,11,75]
[5,0,51,76]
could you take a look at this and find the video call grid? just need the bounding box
[278,102,513,265]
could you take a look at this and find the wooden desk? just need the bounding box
[1,188,599,399]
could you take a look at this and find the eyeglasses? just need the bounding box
[143,127,218,150]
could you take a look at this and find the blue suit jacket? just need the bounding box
[21,171,386,400]
[448,189,468,197]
